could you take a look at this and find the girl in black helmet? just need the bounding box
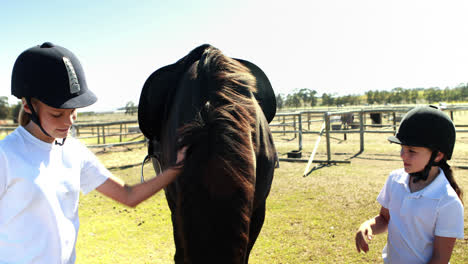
[355,106,464,263]
[0,42,185,264]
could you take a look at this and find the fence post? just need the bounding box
[325,112,331,163]
[102,125,106,144]
[120,124,123,142]
[392,112,396,132]
[359,110,364,153]
[293,115,297,139]
[298,113,302,151]
[97,126,100,144]
[282,116,286,136]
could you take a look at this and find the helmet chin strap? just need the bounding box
[26,97,67,146]
[410,151,439,183]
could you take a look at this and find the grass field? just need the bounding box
[75,111,468,263]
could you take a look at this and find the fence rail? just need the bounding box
[0,120,145,149]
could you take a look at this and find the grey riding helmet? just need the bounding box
[11,42,97,139]
[388,105,456,160]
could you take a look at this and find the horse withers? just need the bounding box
[138,44,277,264]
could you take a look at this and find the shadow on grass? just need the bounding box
[346,150,401,162]
[303,163,335,177]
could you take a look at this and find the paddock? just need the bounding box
[75,115,468,263]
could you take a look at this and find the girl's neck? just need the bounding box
[409,166,440,193]
[24,121,55,143]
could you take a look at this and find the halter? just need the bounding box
[140,139,163,183]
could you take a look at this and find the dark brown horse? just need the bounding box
[138,44,277,264]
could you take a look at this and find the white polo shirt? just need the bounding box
[377,168,464,264]
[0,126,111,263]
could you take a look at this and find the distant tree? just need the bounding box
[125,101,137,115]
[423,87,442,103]
[309,90,318,106]
[321,93,334,106]
[409,89,419,103]
[371,90,380,104]
[276,94,284,109]
[9,102,22,123]
[366,90,375,104]
[443,87,455,102]
[285,94,301,108]
[460,83,468,100]
[400,89,410,103]
[377,91,391,104]
[0,96,9,119]
[296,88,310,107]
[389,87,403,104]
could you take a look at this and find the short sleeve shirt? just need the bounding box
[0,126,111,263]
[377,168,464,264]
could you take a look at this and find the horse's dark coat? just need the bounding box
[138,44,276,264]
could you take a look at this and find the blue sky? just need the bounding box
[2,0,468,112]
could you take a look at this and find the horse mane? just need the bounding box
[178,46,258,193]
[176,46,259,261]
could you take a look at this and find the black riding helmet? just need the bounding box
[388,105,456,182]
[388,105,456,160]
[11,42,97,142]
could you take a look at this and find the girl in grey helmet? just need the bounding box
[0,42,186,264]
[355,106,464,264]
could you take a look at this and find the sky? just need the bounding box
[2,0,468,112]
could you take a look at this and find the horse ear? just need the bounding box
[138,64,178,141]
[138,44,214,141]
[235,59,277,123]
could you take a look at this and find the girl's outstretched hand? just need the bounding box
[355,221,373,253]
[176,146,188,166]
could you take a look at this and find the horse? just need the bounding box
[138,44,277,264]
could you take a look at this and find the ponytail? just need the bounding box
[440,159,464,205]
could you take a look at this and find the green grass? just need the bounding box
[76,128,468,263]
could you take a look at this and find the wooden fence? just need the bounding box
[0,120,146,149]
[271,105,468,166]
[71,120,146,148]
[2,105,468,164]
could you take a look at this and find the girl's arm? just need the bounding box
[355,206,390,253]
[96,148,186,207]
[96,166,180,207]
[427,236,456,264]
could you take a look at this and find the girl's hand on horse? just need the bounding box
[176,146,188,167]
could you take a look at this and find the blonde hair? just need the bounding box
[18,106,30,127]
[18,98,38,127]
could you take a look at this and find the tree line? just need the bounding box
[2,84,468,122]
[0,97,21,122]
[276,84,468,109]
